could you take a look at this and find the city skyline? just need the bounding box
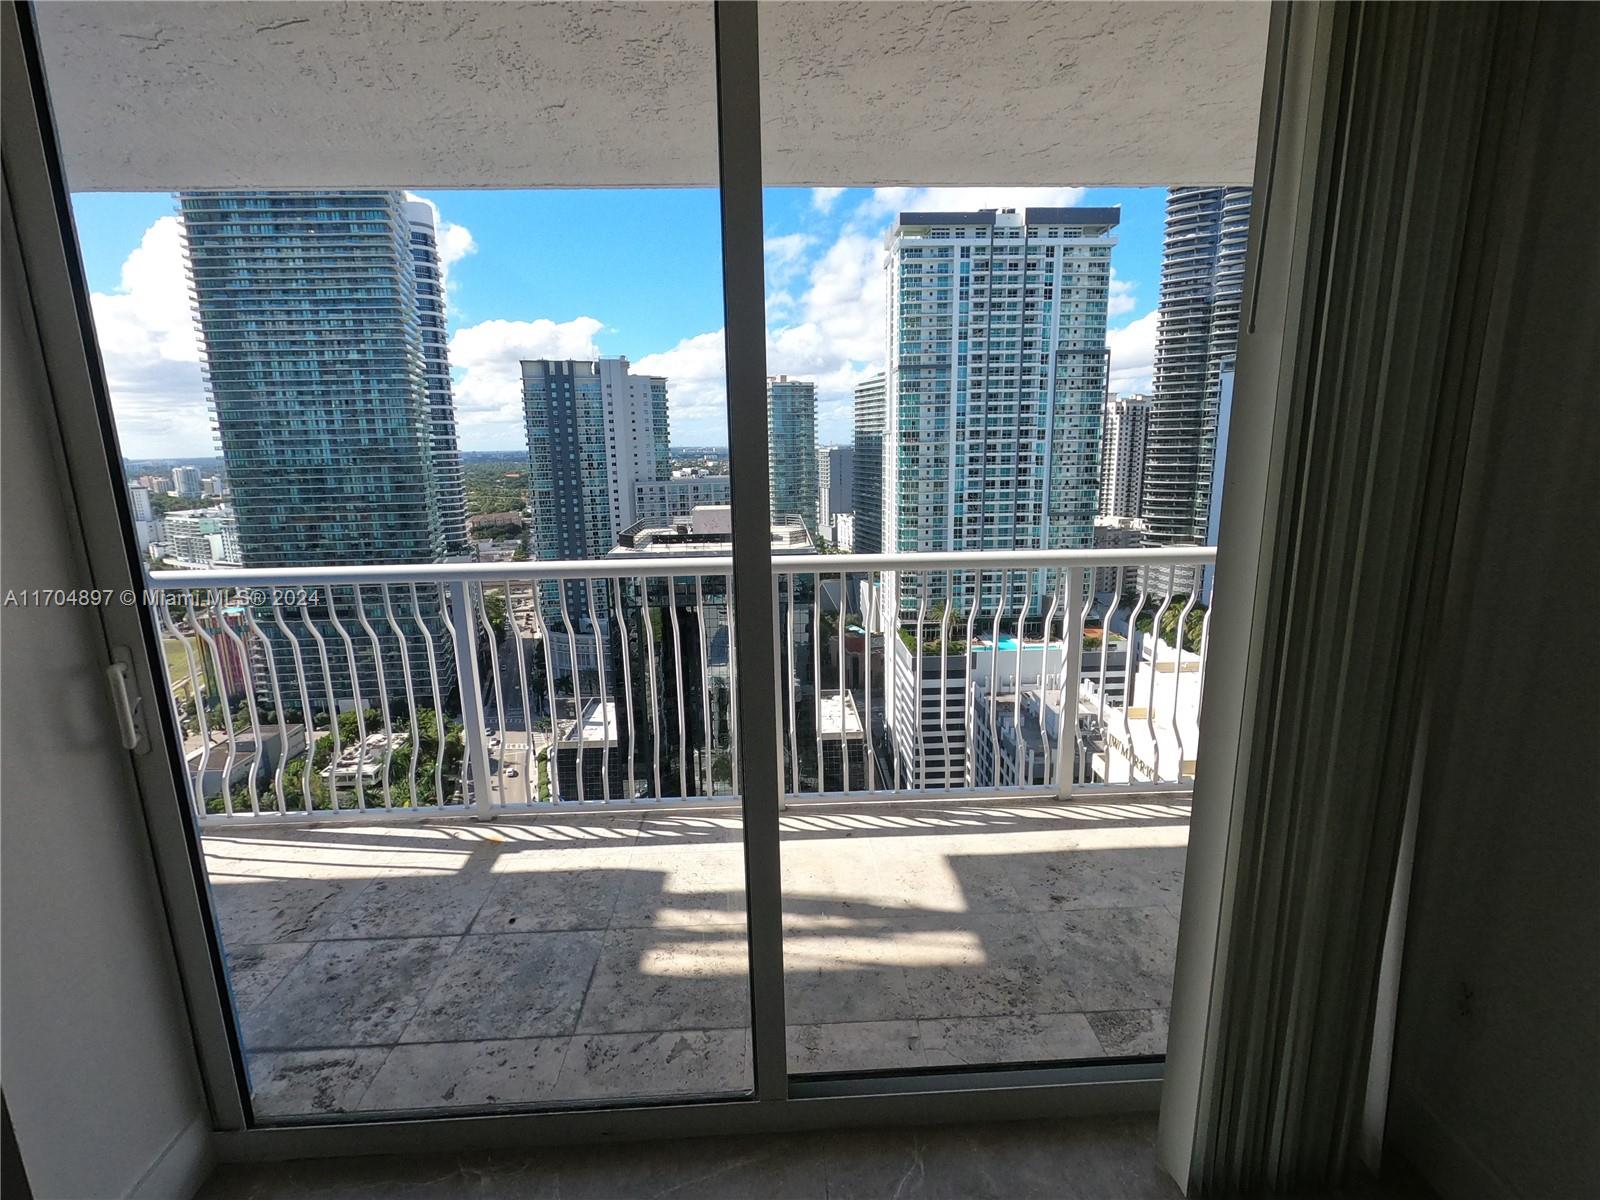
[75,186,1171,457]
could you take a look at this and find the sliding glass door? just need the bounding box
[16,0,1264,1140]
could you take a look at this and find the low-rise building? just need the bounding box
[158,505,242,568]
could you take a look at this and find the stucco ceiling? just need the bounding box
[35,1,1268,192]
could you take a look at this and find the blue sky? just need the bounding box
[72,186,1167,458]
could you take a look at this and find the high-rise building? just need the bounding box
[180,190,445,567]
[817,444,854,545]
[767,376,818,533]
[127,483,153,523]
[851,373,886,554]
[1099,392,1152,519]
[522,357,669,564]
[1142,187,1251,557]
[884,207,1120,607]
[522,357,670,685]
[405,200,469,556]
[882,207,1118,788]
[171,465,202,498]
[127,483,156,556]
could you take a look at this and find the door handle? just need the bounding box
[106,657,147,752]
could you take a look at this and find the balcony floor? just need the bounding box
[202,797,1189,1119]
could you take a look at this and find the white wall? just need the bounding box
[2,192,212,1196]
[1385,9,1600,1195]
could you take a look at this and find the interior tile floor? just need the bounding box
[201,798,1191,1119]
[197,1114,1442,1200]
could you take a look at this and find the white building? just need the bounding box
[634,473,731,522]
[127,484,156,556]
[884,206,1120,617]
[833,511,856,552]
[1100,392,1152,519]
[170,464,202,498]
[887,627,970,790]
[157,505,242,568]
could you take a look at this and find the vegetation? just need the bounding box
[148,492,215,516]
[1133,598,1207,653]
[464,457,529,517]
[207,705,465,815]
[896,602,970,655]
[480,589,508,641]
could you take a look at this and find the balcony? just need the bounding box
[151,547,1212,1118]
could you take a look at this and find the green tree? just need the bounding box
[481,590,508,641]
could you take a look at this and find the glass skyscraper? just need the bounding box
[851,372,886,555]
[179,189,446,567]
[405,200,469,556]
[1143,187,1251,551]
[884,206,1120,612]
[767,375,818,531]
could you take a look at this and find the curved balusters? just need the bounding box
[638,579,663,801]
[381,586,421,809]
[662,583,688,799]
[1039,578,1061,789]
[692,575,711,800]
[213,590,265,815]
[240,599,292,813]
[987,571,1006,789]
[298,598,342,811]
[325,587,369,811]
[785,573,801,796]
[144,548,1216,823]
[534,604,562,803]
[863,579,877,792]
[937,574,953,790]
[1147,582,1175,782]
[1173,589,1201,779]
[611,575,637,803]
[159,594,214,816]
[352,584,396,811]
[472,581,508,806]
[270,601,316,813]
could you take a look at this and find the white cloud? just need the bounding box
[810,187,845,214]
[1108,267,1137,317]
[763,232,815,288]
[449,316,603,447]
[89,215,212,458]
[1108,309,1159,394]
[634,329,729,445]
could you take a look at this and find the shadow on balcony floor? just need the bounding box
[199,797,1190,1119]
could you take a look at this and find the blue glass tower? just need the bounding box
[179,190,443,567]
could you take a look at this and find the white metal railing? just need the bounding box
[147,546,1213,824]
[772,546,1216,803]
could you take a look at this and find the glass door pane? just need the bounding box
[755,4,1220,1076]
[43,0,760,1120]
